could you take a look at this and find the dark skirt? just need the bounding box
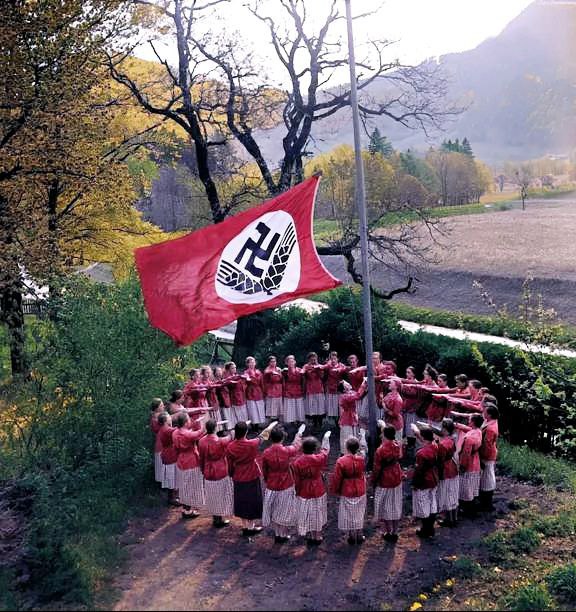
[233,478,263,520]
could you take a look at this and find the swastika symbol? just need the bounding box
[234,222,280,278]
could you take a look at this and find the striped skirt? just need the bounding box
[220,407,234,431]
[306,393,326,416]
[459,471,481,501]
[262,486,297,528]
[480,461,496,492]
[176,466,205,508]
[374,484,403,521]
[162,463,176,490]
[205,477,234,516]
[233,478,263,520]
[282,397,305,423]
[246,400,265,424]
[340,425,359,455]
[358,396,369,426]
[265,397,283,418]
[232,404,248,426]
[412,487,438,518]
[403,412,418,437]
[338,495,366,531]
[437,476,459,511]
[295,494,328,536]
[154,452,163,483]
[326,393,339,418]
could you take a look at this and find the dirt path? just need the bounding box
[111,439,538,612]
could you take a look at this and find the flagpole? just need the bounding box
[344,0,378,466]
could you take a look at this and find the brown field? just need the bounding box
[321,196,576,324]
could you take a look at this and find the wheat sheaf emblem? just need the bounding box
[217,223,297,296]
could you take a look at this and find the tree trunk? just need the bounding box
[0,280,28,378]
[231,312,267,365]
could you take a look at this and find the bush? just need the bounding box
[502,583,554,611]
[482,527,541,563]
[546,563,576,604]
[0,276,209,605]
[452,557,483,579]
[509,527,542,554]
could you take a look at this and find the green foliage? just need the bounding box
[368,127,394,157]
[482,526,541,564]
[502,582,554,611]
[0,276,208,605]
[546,563,576,604]
[452,557,484,579]
[498,441,576,492]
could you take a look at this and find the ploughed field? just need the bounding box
[321,196,576,324]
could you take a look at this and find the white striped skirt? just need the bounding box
[459,471,481,501]
[338,495,366,531]
[246,399,265,424]
[154,452,163,483]
[412,487,438,518]
[374,484,403,521]
[295,494,328,536]
[162,463,176,490]
[204,477,234,517]
[232,404,248,426]
[220,407,233,431]
[340,425,359,455]
[176,466,205,508]
[480,461,496,492]
[265,396,283,418]
[306,393,325,416]
[437,476,459,511]
[358,396,369,424]
[262,486,297,528]
[326,393,339,417]
[403,412,418,437]
[282,397,305,423]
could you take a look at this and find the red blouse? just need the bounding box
[226,376,246,406]
[262,439,302,490]
[383,391,404,432]
[283,367,304,399]
[263,367,283,399]
[226,437,261,482]
[459,428,482,473]
[303,364,325,395]
[292,449,329,499]
[347,367,365,391]
[172,427,204,470]
[437,437,458,480]
[324,363,347,394]
[151,414,163,453]
[245,369,264,401]
[159,424,177,465]
[480,420,499,462]
[412,443,439,490]
[183,381,209,408]
[339,391,361,427]
[330,454,366,498]
[198,433,231,481]
[373,440,403,488]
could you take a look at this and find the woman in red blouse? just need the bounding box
[282,355,305,424]
[303,352,326,428]
[245,356,265,426]
[158,411,179,505]
[224,361,248,428]
[373,425,404,542]
[383,379,404,441]
[330,435,367,545]
[292,431,331,545]
[436,418,459,527]
[263,355,284,420]
[324,351,347,424]
[150,398,165,484]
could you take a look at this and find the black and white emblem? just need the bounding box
[215,211,301,304]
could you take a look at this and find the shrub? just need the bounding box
[502,583,554,611]
[509,527,541,554]
[546,563,576,603]
[452,557,483,579]
[482,527,541,563]
[482,531,510,562]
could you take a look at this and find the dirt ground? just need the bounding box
[111,437,541,612]
[321,196,576,324]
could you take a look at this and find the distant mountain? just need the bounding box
[253,0,576,164]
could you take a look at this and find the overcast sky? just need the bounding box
[137,0,536,85]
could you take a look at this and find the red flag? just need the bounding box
[135,176,341,345]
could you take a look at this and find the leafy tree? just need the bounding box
[461,137,474,157]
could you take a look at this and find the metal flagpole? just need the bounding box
[344,0,378,466]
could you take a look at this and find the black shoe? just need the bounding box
[182,511,199,520]
[347,536,356,546]
[390,533,399,543]
[242,528,252,537]
[275,535,290,544]
[214,518,230,529]
[356,535,366,545]
[248,526,263,536]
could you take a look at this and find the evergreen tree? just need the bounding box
[368,127,393,157]
[462,137,474,157]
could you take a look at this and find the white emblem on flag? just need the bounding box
[215,211,301,304]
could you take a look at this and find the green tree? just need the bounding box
[368,127,394,157]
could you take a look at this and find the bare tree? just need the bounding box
[109,0,460,355]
